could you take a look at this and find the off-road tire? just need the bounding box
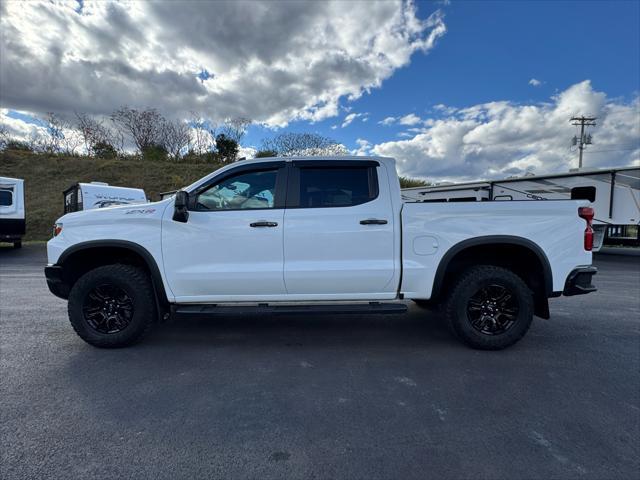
[68,264,155,348]
[444,265,534,350]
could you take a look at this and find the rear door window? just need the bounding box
[296,166,378,208]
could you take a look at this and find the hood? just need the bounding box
[56,198,172,225]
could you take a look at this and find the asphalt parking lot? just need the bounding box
[1,245,638,480]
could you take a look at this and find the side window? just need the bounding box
[298,167,378,208]
[0,189,12,207]
[196,169,278,211]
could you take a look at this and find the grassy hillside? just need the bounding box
[1,151,225,240]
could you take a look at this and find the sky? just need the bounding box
[1,0,639,181]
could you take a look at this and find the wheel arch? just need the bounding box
[56,240,169,316]
[432,235,553,319]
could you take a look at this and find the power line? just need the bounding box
[570,116,596,168]
[584,146,639,153]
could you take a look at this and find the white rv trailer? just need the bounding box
[0,176,26,248]
[402,167,640,250]
[63,182,147,214]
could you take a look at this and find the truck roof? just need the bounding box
[233,155,395,164]
[183,156,397,193]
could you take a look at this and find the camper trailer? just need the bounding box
[0,176,26,248]
[402,167,640,250]
[63,182,147,214]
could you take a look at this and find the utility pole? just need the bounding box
[570,116,596,168]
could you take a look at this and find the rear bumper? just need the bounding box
[563,266,597,296]
[44,265,69,299]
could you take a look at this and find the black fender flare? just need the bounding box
[57,240,170,312]
[431,235,554,300]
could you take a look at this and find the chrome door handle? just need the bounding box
[360,219,388,225]
[250,221,278,227]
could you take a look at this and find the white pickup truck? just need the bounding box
[45,156,597,350]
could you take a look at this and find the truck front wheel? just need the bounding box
[68,264,156,348]
[444,265,534,350]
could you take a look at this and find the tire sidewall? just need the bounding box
[448,267,534,350]
[68,265,155,348]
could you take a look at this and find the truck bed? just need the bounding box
[400,200,592,298]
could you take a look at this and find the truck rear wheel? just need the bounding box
[68,264,156,348]
[444,265,534,350]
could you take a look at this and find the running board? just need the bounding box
[172,302,408,317]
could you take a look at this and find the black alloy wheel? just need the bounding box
[466,284,519,335]
[82,284,135,334]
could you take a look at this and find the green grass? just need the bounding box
[1,151,225,241]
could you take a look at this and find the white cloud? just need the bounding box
[372,81,640,182]
[0,0,446,127]
[351,138,372,156]
[238,145,257,159]
[433,103,458,115]
[379,113,423,126]
[398,113,422,126]
[379,116,397,126]
[529,78,542,87]
[0,110,45,141]
[341,112,368,128]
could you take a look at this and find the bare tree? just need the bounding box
[189,111,216,154]
[75,112,94,153]
[27,130,43,152]
[162,119,192,160]
[39,112,65,153]
[0,123,9,150]
[220,117,251,144]
[27,112,80,155]
[111,106,165,153]
[261,132,347,157]
[61,128,83,155]
[76,112,124,156]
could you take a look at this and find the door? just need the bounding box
[162,162,287,302]
[283,161,396,298]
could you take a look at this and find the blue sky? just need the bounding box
[1,0,638,180]
[242,0,639,150]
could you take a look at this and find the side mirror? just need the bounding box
[173,190,189,223]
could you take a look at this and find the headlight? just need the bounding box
[53,223,63,237]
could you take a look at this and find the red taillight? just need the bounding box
[578,207,594,251]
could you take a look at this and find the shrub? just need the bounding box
[183,150,219,164]
[399,176,430,188]
[215,133,239,162]
[142,144,168,162]
[92,141,117,159]
[255,149,278,158]
[5,140,33,152]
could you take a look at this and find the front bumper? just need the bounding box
[44,265,69,299]
[563,266,597,296]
